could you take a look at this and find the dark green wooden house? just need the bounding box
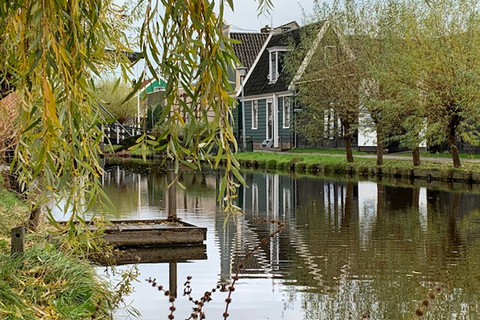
[232,20,367,151]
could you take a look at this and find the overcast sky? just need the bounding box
[223,0,319,32]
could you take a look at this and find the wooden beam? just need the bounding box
[169,262,178,298]
[167,163,177,220]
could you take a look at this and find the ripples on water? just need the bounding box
[97,162,480,320]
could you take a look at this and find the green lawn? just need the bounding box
[285,147,480,159]
[288,147,368,155]
[234,151,480,173]
[103,144,123,153]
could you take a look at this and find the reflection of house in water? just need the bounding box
[101,165,218,218]
[100,163,480,305]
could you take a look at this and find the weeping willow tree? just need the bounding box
[359,0,480,168]
[0,0,272,238]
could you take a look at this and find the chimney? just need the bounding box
[261,25,273,33]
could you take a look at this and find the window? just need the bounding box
[282,97,291,128]
[270,52,277,82]
[252,100,258,129]
[268,47,288,83]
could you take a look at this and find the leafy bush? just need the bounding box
[266,160,277,170]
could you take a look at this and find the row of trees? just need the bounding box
[290,0,480,168]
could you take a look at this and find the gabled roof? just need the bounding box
[243,22,327,97]
[230,32,270,70]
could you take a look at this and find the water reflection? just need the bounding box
[104,162,480,320]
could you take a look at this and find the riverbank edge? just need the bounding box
[0,189,123,319]
[224,155,480,185]
[103,151,480,184]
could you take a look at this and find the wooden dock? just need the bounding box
[99,219,207,247]
[112,244,207,265]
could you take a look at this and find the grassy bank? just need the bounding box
[0,189,121,319]
[289,148,368,155]
[285,147,480,159]
[233,152,480,183]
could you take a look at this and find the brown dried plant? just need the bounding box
[0,92,18,162]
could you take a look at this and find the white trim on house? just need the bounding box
[266,98,273,141]
[331,24,355,61]
[235,32,274,98]
[240,91,291,101]
[288,20,331,91]
[251,100,258,130]
[273,93,279,148]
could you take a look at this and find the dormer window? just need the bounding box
[268,47,288,83]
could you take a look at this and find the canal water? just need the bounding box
[101,161,480,320]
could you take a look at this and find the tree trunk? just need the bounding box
[28,205,45,231]
[344,122,354,163]
[448,134,461,168]
[376,126,384,166]
[345,135,354,163]
[412,146,421,167]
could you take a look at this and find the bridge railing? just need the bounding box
[102,124,144,144]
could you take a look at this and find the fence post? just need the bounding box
[11,226,25,254]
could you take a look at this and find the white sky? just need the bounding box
[223,0,319,32]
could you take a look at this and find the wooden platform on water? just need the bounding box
[112,244,207,265]
[99,219,207,247]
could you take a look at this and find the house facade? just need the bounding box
[233,22,302,150]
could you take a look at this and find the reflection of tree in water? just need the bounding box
[101,165,480,319]
[101,164,218,217]
[278,178,480,319]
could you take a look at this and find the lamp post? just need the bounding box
[236,66,247,151]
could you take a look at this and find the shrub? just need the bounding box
[266,160,277,170]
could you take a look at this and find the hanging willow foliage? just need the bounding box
[136,0,254,214]
[0,0,273,239]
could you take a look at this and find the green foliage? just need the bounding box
[357,0,480,167]
[0,246,115,319]
[0,189,29,242]
[0,0,142,239]
[137,0,250,213]
[266,160,278,170]
[233,151,480,174]
[287,15,360,162]
[292,0,480,168]
[296,162,307,172]
[0,0,275,245]
[96,78,138,124]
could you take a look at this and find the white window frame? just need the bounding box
[270,51,278,82]
[268,47,288,84]
[251,100,258,130]
[282,97,291,129]
[252,183,259,215]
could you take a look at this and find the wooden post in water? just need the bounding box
[167,162,177,220]
[11,226,25,254]
[169,262,178,298]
